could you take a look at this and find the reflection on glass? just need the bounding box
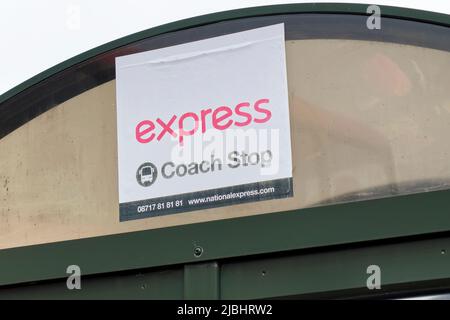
[286,40,450,207]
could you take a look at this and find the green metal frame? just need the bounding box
[1,3,450,297]
[2,235,450,299]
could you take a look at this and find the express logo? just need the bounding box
[135,98,272,146]
[136,162,158,187]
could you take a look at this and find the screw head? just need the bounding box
[194,246,203,258]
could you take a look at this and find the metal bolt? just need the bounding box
[194,246,203,258]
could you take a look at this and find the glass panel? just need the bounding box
[287,39,450,207]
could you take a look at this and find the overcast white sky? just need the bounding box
[0,0,449,95]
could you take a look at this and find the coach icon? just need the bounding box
[136,162,158,187]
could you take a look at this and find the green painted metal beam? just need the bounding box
[0,266,184,300]
[220,236,450,299]
[184,262,220,299]
[2,235,450,299]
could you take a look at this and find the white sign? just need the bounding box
[115,24,293,221]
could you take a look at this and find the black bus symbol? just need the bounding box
[137,162,157,187]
